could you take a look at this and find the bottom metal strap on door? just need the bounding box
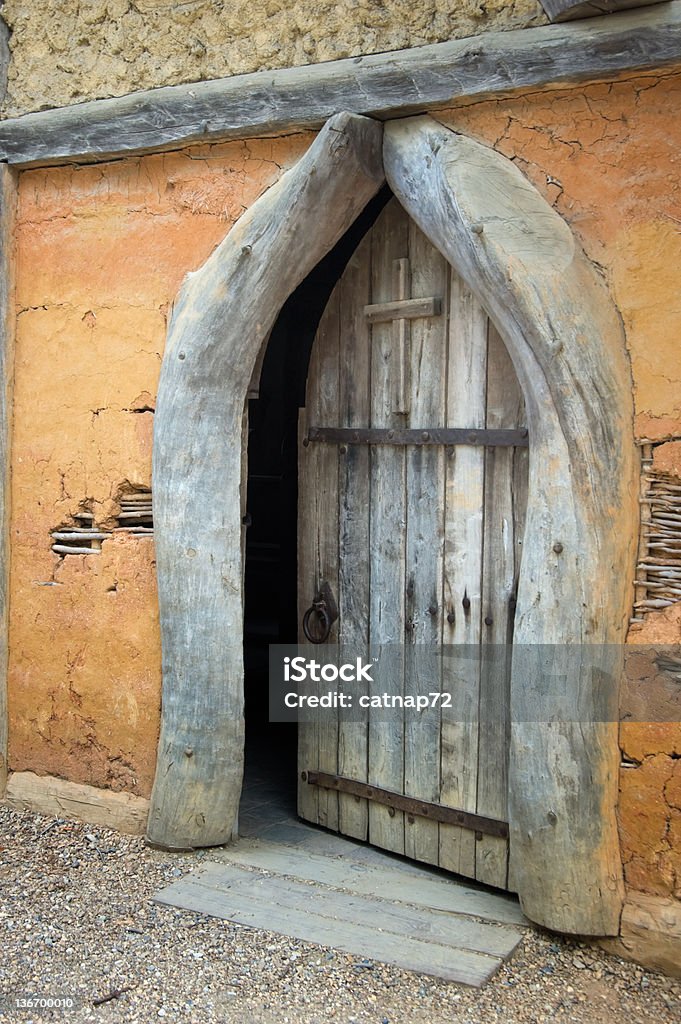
[303,770,509,840]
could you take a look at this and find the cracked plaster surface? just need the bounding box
[8,133,309,796]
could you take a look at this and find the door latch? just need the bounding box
[302,580,339,644]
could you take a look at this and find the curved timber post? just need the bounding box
[384,116,637,935]
[147,112,385,849]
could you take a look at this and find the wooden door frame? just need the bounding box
[147,111,637,936]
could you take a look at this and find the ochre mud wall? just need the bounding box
[1,0,546,117]
[439,71,681,906]
[8,134,310,796]
[7,68,681,907]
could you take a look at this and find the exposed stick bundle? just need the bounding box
[632,443,681,620]
[51,491,154,556]
[114,491,154,534]
[51,513,106,556]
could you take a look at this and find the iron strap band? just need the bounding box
[305,427,528,447]
[303,770,509,839]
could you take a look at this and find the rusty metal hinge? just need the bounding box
[303,770,509,839]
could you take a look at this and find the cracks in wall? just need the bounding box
[620,749,681,899]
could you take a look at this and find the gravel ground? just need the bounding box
[0,805,679,1024]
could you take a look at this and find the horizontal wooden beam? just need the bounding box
[4,771,150,834]
[0,4,680,167]
[364,296,441,323]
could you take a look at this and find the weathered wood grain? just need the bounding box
[438,272,488,882]
[364,295,441,324]
[540,0,665,23]
[154,860,515,986]
[337,231,372,842]
[0,164,15,796]
[475,324,526,890]
[214,839,527,925]
[368,200,408,857]
[0,5,679,167]
[146,112,385,850]
[308,285,341,832]
[296,410,319,828]
[403,213,448,867]
[5,771,149,834]
[384,115,637,935]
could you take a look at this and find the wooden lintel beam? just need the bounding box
[0,4,680,168]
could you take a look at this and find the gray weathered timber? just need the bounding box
[296,407,319,828]
[540,0,666,22]
[214,839,527,925]
[337,231,371,842]
[307,284,341,833]
[439,272,488,883]
[300,198,521,885]
[0,164,15,796]
[403,214,448,868]
[1,5,680,167]
[384,116,637,936]
[146,113,385,850]
[475,325,526,890]
[154,860,523,986]
[367,201,408,858]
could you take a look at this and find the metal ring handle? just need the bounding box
[302,603,332,644]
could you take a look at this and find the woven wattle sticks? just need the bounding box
[632,442,681,619]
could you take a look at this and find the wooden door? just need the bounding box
[297,198,528,890]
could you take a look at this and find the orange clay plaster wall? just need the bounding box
[8,133,311,797]
[438,70,681,903]
[7,71,681,902]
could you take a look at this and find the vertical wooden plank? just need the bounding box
[438,271,488,880]
[337,231,372,841]
[297,405,319,826]
[368,199,408,856]
[403,218,448,866]
[297,286,341,829]
[476,323,526,888]
[0,166,16,795]
[312,286,341,832]
[507,341,529,896]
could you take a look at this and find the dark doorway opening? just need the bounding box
[241,185,391,835]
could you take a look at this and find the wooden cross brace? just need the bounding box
[364,257,442,414]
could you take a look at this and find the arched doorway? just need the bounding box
[146,112,637,936]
